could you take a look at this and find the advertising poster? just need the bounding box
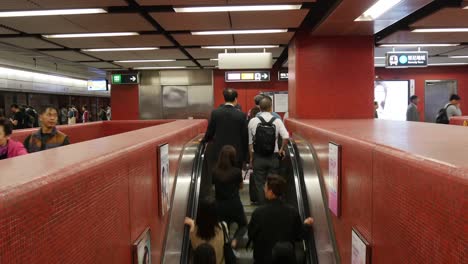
[351,228,370,264]
[374,80,410,121]
[327,142,341,217]
[274,92,289,113]
[133,228,151,264]
[159,144,170,216]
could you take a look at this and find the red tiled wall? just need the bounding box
[450,116,468,126]
[111,84,140,120]
[286,119,466,264]
[0,120,207,263]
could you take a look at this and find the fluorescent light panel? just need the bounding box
[192,29,287,35]
[355,0,402,21]
[449,55,468,59]
[174,5,302,12]
[83,47,158,52]
[115,59,175,63]
[210,58,219,61]
[374,57,386,59]
[134,66,186,70]
[0,8,107,17]
[43,32,139,38]
[379,43,459,47]
[412,28,468,33]
[202,45,279,49]
[429,63,468,66]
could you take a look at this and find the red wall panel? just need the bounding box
[375,66,468,121]
[213,69,288,114]
[288,35,375,119]
[286,119,467,264]
[111,84,140,120]
[0,120,207,263]
[450,116,468,126]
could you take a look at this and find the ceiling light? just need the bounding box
[0,8,107,17]
[174,5,302,13]
[210,58,219,61]
[429,63,468,66]
[134,66,186,70]
[374,57,385,59]
[412,28,468,33]
[192,29,287,35]
[355,0,402,21]
[379,44,459,47]
[449,55,468,59]
[115,59,176,63]
[202,45,280,49]
[83,47,158,52]
[43,32,139,38]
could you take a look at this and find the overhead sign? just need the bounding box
[225,71,270,82]
[111,73,139,84]
[87,79,108,91]
[385,51,428,68]
[278,70,288,81]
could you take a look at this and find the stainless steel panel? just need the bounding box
[160,70,212,86]
[424,80,457,123]
[162,136,202,264]
[139,71,163,119]
[294,134,340,264]
[187,85,213,120]
[162,85,188,119]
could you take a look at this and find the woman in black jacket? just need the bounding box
[212,145,247,249]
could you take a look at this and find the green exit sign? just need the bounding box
[112,74,122,84]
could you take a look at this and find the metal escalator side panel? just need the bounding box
[161,135,204,264]
[292,134,340,264]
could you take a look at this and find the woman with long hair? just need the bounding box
[185,198,224,264]
[213,145,247,249]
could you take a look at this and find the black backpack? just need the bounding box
[253,116,277,156]
[435,104,453,124]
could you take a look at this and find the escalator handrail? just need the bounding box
[179,141,206,264]
[288,140,319,264]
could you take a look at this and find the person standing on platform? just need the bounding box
[0,118,27,160]
[23,105,70,153]
[406,95,420,122]
[374,101,379,119]
[202,88,248,169]
[98,106,108,121]
[82,105,89,123]
[106,105,112,120]
[248,97,289,204]
[9,104,27,129]
[68,106,77,125]
[446,94,462,118]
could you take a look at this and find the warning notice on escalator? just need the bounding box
[327,142,341,217]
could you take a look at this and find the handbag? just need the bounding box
[221,222,237,264]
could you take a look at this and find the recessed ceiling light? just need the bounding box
[412,28,468,33]
[374,57,386,59]
[210,58,219,61]
[192,29,287,35]
[0,8,107,17]
[379,43,459,47]
[355,0,402,21]
[429,63,468,66]
[202,45,280,49]
[134,66,186,70]
[174,5,302,12]
[449,55,468,59]
[43,32,139,38]
[83,47,158,52]
[115,59,176,63]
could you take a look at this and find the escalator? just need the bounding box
[162,135,339,264]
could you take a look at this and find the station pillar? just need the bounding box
[111,84,140,120]
[288,33,375,119]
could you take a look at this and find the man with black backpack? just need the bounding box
[436,94,462,124]
[248,97,289,204]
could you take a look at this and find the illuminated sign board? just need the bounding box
[87,80,108,91]
[111,73,139,84]
[385,51,428,68]
[278,70,288,81]
[225,71,270,82]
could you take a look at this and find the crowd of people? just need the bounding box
[186,88,313,264]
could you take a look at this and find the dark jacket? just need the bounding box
[203,104,248,166]
[24,128,70,153]
[248,199,309,264]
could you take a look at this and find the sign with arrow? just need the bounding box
[225,71,270,82]
[111,73,140,84]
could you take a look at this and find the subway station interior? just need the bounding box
[0,0,467,264]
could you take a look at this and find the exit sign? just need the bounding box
[111,73,139,84]
[225,71,270,82]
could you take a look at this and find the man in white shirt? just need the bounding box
[248,97,289,204]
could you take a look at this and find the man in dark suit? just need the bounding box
[202,88,248,168]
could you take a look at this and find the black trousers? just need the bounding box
[252,153,280,204]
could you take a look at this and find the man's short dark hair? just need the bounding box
[223,88,238,103]
[410,95,418,102]
[266,174,287,197]
[0,118,13,136]
[254,94,265,106]
[83,105,88,110]
[374,101,378,106]
[10,104,19,109]
[39,105,58,115]
[450,94,461,101]
[259,97,272,112]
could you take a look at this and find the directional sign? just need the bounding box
[278,70,288,81]
[225,71,270,82]
[385,51,428,68]
[111,73,139,84]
